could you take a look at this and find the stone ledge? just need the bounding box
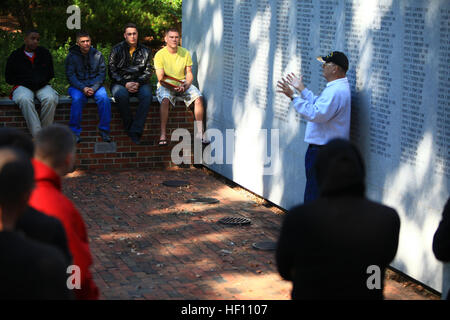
[0,95,159,106]
[0,99,195,170]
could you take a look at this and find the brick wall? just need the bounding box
[0,98,195,170]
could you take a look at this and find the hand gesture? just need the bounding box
[286,73,305,92]
[276,77,294,99]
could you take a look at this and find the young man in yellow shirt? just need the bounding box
[154,28,208,145]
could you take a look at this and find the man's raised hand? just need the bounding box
[277,77,294,99]
[286,73,305,92]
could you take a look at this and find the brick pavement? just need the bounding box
[63,166,440,300]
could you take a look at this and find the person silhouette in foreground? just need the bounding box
[0,146,72,299]
[276,138,400,299]
[0,127,72,265]
[29,124,99,300]
[433,197,450,300]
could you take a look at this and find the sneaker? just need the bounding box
[99,130,112,143]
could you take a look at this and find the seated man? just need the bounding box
[108,23,153,145]
[65,31,111,143]
[5,30,59,137]
[276,139,400,300]
[154,28,208,145]
[29,124,99,300]
[0,146,72,300]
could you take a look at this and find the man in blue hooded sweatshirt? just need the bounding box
[65,31,111,143]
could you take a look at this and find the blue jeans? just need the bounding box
[68,86,111,136]
[111,83,152,136]
[304,144,322,204]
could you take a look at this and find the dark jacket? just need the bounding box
[0,231,74,300]
[433,197,450,300]
[5,45,55,91]
[276,139,400,300]
[108,41,152,86]
[16,206,73,265]
[65,45,106,92]
[433,198,450,262]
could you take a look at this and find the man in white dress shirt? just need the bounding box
[277,51,351,203]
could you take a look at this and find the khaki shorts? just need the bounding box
[156,84,202,108]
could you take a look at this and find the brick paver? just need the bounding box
[63,166,440,300]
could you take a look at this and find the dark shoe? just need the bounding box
[99,130,112,143]
[128,132,141,145]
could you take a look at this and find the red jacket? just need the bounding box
[29,159,99,300]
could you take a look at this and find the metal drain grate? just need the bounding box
[218,216,251,226]
[162,180,190,187]
[252,241,277,251]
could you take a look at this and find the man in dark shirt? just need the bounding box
[5,30,58,137]
[433,197,450,300]
[276,139,400,300]
[0,127,72,264]
[0,146,72,299]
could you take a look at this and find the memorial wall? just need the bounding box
[182,0,449,293]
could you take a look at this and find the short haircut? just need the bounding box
[0,127,34,159]
[24,29,39,37]
[0,147,35,208]
[76,31,90,41]
[165,28,180,36]
[124,23,138,33]
[34,124,75,169]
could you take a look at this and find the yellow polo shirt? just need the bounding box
[154,46,193,81]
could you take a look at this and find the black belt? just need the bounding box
[309,144,324,148]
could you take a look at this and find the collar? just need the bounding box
[326,77,348,87]
[32,158,62,191]
[123,41,141,50]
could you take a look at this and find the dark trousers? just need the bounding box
[111,83,152,136]
[304,144,322,204]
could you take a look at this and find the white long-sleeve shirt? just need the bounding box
[292,77,351,145]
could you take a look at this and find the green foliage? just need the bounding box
[0,0,182,96]
[74,0,182,47]
[48,38,71,95]
[0,31,25,96]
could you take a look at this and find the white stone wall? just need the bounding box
[182,0,450,294]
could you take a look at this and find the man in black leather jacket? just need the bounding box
[108,23,153,144]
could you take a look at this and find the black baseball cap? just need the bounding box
[317,51,349,72]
